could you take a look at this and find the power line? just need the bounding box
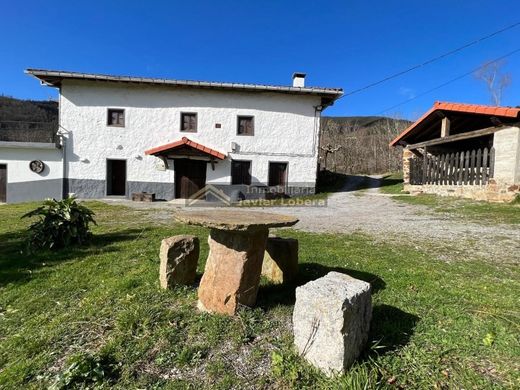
[339,21,520,99]
[374,48,520,115]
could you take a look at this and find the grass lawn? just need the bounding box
[379,173,520,225]
[0,202,519,388]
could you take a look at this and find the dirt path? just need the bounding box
[273,176,519,263]
[106,176,519,264]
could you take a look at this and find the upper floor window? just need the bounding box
[107,108,125,127]
[237,116,254,136]
[181,112,197,132]
[231,160,252,185]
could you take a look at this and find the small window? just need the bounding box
[181,113,197,132]
[107,109,125,127]
[231,160,252,185]
[237,116,254,136]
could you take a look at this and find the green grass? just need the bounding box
[376,172,520,225]
[394,194,520,225]
[378,173,404,194]
[0,202,519,388]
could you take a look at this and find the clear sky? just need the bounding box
[1,0,519,120]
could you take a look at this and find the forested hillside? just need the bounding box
[0,96,58,142]
[319,116,411,174]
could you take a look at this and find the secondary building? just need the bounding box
[0,69,342,203]
[390,101,520,202]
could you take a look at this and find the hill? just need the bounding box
[320,116,412,174]
[0,96,58,142]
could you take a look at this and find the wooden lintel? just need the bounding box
[405,123,519,150]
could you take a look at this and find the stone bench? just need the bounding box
[132,192,156,202]
[261,236,298,284]
[292,271,372,376]
[159,235,199,288]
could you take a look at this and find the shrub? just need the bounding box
[22,197,96,250]
[50,352,120,389]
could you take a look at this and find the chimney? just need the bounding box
[292,72,306,87]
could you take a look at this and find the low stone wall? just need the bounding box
[405,179,519,202]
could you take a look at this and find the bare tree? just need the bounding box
[319,116,410,175]
[474,60,512,106]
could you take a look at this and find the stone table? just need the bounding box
[174,209,298,315]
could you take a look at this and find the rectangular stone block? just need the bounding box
[293,272,372,376]
[261,237,298,284]
[159,235,199,288]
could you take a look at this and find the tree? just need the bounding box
[474,60,512,106]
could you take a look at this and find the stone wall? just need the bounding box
[405,180,519,202]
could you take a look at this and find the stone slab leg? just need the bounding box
[159,235,199,288]
[198,227,268,315]
[262,237,299,284]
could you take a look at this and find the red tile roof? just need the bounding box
[389,101,520,147]
[144,137,226,160]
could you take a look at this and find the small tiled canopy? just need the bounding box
[144,137,226,160]
[390,101,520,147]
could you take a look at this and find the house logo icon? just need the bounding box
[184,184,233,207]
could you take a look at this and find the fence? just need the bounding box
[410,147,495,186]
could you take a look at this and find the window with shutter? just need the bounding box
[237,116,254,136]
[107,109,125,127]
[231,160,252,185]
[181,113,197,132]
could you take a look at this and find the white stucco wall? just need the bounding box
[0,144,63,203]
[59,80,322,198]
[493,126,520,184]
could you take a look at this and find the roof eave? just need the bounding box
[25,69,343,99]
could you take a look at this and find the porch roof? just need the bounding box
[144,137,226,160]
[390,101,520,147]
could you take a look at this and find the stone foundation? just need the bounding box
[405,179,519,202]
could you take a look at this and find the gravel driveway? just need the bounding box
[106,176,519,264]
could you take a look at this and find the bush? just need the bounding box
[50,351,120,389]
[22,197,96,250]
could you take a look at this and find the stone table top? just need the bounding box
[174,209,299,231]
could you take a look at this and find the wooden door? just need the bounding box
[0,164,6,203]
[175,159,207,199]
[268,162,288,187]
[107,159,126,196]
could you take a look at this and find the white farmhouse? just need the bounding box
[0,69,342,203]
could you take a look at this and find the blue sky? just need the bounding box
[1,0,519,120]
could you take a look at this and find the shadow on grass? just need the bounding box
[367,304,419,355]
[257,262,385,309]
[317,170,402,193]
[257,263,419,354]
[0,228,147,286]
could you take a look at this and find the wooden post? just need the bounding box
[470,150,476,185]
[422,147,428,184]
[441,117,451,138]
[476,148,482,185]
[454,152,460,185]
[482,147,489,184]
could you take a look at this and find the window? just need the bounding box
[107,109,125,127]
[237,116,254,136]
[231,160,252,185]
[268,162,288,187]
[181,113,197,132]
